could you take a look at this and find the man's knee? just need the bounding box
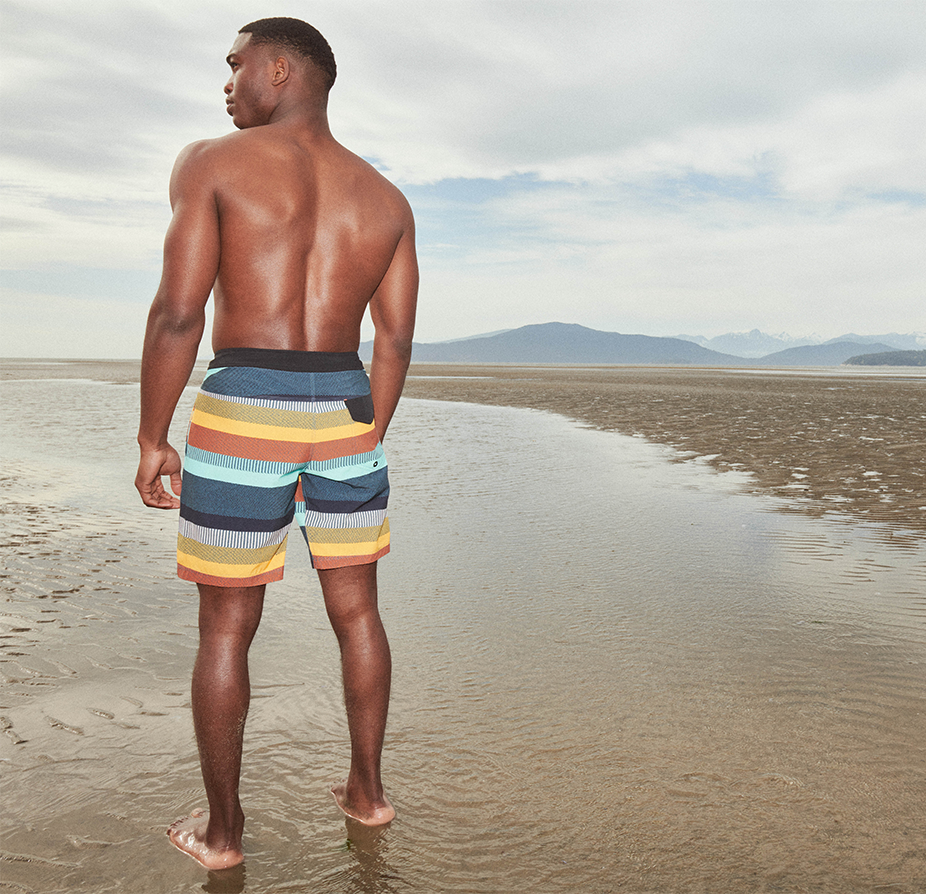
[318,563,379,629]
[197,584,266,640]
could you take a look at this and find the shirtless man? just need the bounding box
[134,18,417,870]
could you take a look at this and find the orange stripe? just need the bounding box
[312,429,379,460]
[312,545,390,569]
[187,423,379,463]
[187,422,311,462]
[177,565,285,587]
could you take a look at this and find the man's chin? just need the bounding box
[228,109,258,130]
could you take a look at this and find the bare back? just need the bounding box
[138,22,418,512]
[199,125,412,353]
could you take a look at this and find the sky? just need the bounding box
[1,0,925,358]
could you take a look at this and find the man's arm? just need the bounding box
[135,143,220,508]
[368,210,418,443]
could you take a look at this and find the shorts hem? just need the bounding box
[177,566,285,588]
[311,545,390,570]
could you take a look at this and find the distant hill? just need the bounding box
[675,329,818,358]
[390,322,742,365]
[749,341,897,367]
[675,329,922,358]
[359,324,909,367]
[825,333,924,351]
[845,350,926,367]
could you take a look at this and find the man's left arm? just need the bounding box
[368,210,418,443]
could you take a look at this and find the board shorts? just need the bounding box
[177,347,390,587]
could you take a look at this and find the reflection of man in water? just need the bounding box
[135,17,417,869]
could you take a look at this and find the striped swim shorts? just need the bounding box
[177,347,390,587]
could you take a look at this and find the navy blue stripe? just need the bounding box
[302,495,389,513]
[180,505,295,532]
[257,394,354,402]
[298,467,390,501]
[180,473,297,520]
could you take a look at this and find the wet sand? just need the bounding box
[403,364,926,531]
[5,358,924,532]
[2,359,925,892]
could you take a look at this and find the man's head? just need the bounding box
[224,18,336,129]
[238,17,336,91]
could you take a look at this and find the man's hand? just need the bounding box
[135,445,183,509]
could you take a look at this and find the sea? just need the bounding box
[1,361,925,893]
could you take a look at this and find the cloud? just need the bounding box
[329,1,926,185]
[1,0,925,355]
[2,2,220,176]
[412,175,926,340]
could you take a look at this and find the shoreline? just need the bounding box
[401,363,926,532]
[3,358,923,531]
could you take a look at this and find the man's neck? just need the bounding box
[266,98,332,137]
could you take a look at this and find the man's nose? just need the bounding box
[224,79,233,95]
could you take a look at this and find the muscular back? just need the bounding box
[169,124,415,354]
[137,29,418,510]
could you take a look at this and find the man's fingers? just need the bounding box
[149,484,181,509]
[137,479,181,509]
[136,445,182,509]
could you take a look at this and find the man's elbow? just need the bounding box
[146,298,206,339]
[375,331,414,365]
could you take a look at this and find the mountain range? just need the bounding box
[675,328,923,357]
[360,323,923,367]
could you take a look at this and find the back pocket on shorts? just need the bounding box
[344,394,375,424]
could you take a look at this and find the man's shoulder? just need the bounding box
[168,133,255,204]
[174,131,251,169]
[169,132,267,197]
[344,149,414,219]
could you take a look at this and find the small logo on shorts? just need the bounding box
[373,461,378,467]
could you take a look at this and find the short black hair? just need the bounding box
[239,17,336,91]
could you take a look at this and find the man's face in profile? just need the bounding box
[224,32,275,129]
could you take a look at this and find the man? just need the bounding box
[135,17,417,870]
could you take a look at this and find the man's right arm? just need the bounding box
[368,206,419,443]
[135,142,221,509]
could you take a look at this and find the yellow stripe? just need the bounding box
[177,535,286,565]
[177,548,287,579]
[303,521,389,545]
[308,531,390,557]
[191,407,371,443]
[196,393,351,428]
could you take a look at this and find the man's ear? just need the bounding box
[271,55,289,86]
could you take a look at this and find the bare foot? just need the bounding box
[330,781,396,826]
[167,809,244,870]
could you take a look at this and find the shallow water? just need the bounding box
[1,368,925,893]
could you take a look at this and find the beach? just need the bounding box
[1,359,925,893]
[403,363,926,532]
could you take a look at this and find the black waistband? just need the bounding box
[210,348,364,373]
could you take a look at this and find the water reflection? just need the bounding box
[316,820,409,893]
[202,864,246,893]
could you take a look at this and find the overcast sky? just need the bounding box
[2,0,924,358]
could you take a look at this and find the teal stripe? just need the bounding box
[186,445,303,478]
[183,454,298,489]
[304,445,387,482]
